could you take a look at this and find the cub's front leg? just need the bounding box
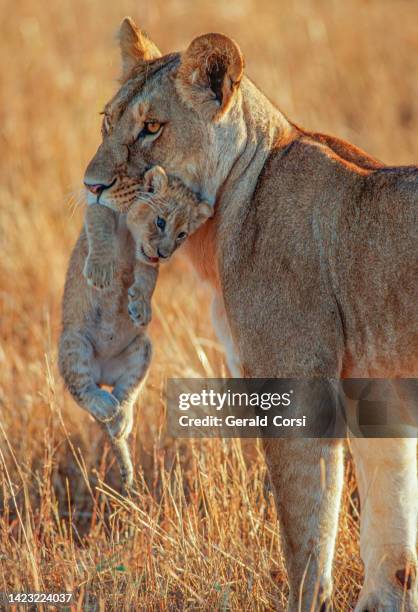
[83,204,117,289]
[127,261,158,327]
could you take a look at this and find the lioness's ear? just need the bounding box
[143,166,168,195]
[118,17,161,81]
[176,33,244,121]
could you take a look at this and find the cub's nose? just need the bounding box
[157,248,170,259]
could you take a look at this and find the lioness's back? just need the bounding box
[336,164,417,375]
[220,134,417,377]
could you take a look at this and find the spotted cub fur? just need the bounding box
[59,167,212,489]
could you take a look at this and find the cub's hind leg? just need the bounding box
[101,334,152,490]
[59,330,120,423]
[350,437,418,612]
[102,333,152,439]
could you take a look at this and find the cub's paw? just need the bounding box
[83,256,116,289]
[91,389,121,423]
[128,294,152,327]
[106,407,133,440]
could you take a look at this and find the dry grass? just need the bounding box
[1,0,417,609]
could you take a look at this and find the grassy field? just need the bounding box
[1,0,417,609]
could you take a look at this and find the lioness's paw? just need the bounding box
[83,256,116,289]
[355,584,417,612]
[128,295,152,327]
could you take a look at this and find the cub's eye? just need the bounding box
[137,122,163,139]
[156,216,166,231]
[177,231,188,240]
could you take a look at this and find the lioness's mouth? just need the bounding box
[141,246,159,264]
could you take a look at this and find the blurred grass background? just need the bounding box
[0,0,417,609]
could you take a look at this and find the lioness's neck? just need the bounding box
[186,77,297,289]
[215,77,296,212]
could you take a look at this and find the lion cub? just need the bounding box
[59,167,212,489]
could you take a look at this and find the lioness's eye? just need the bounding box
[156,216,166,231]
[137,122,163,139]
[177,231,188,240]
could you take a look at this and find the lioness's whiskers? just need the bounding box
[64,188,86,217]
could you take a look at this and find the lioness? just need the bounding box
[81,18,418,610]
[59,166,212,488]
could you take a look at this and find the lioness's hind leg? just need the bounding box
[59,331,120,423]
[350,437,418,611]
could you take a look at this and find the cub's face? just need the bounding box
[126,167,212,265]
[83,19,245,211]
[127,202,191,265]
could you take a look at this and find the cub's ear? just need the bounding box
[143,166,168,195]
[118,17,161,81]
[176,33,244,121]
[190,201,214,233]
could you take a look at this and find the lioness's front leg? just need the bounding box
[265,436,344,611]
[211,295,243,377]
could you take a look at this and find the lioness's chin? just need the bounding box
[85,193,116,212]
[104,201,127,213]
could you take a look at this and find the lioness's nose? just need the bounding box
[84,182,105,196]
[84,179,115,195]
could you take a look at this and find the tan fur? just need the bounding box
[82,22,418,610]
[176,33,244,121]
[118,17,162,81]
[83,204,117,289]
[60,167,212,490]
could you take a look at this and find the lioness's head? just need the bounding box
[126,166,213,265]
[83,17,247,210]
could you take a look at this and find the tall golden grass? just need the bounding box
[1,0,417,609]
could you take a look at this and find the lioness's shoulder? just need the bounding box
[255,133,370,197]
[307,131,384,170]
[366,164,418,211]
